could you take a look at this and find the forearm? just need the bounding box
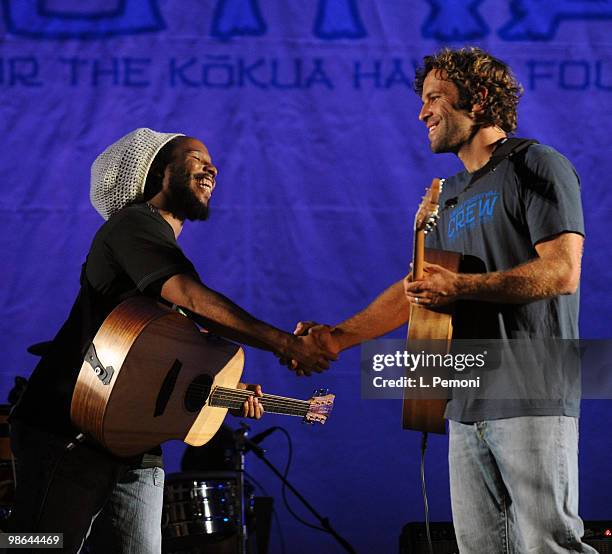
[334,280,410,350]
[187,304,281,352]
[162,275,290,354]
[457,255,579,303]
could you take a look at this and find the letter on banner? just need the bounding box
[3,0,165,38]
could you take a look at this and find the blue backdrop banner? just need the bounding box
[1,2,611,552]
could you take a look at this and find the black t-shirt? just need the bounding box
[13,204,196,442]
[424,143,585,422]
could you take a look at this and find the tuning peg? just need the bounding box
[313,388,329,397]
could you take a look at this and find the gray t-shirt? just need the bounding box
[425,143,584,422]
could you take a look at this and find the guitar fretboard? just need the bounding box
[208,386,311,417]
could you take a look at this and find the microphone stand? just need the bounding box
[245,436,356,554]
[233,427,250,554]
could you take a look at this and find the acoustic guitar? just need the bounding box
[70,297,334,457]
[402,179,461,434]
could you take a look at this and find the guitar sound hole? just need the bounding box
[184,375,213,413]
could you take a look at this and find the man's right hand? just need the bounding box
[295,321,340,354]
[282,331,337,376]
[278,321,340,376]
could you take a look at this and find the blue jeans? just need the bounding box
[449,416,596,553]
[8,420,164,554]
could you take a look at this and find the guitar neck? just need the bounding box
[412,177,443,279]
[209,386,311,417]
[412,229,426,279]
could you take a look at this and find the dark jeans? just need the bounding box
[8,420,164,554]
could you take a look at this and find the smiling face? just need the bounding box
[419,70,476,154]
[166,137,218,221]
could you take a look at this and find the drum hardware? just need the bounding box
[233,424,250,553]
[162,424,256,554]
[163,389,351,554]
[244,431,356,554]
[162,471,250,545]
[0,405,16,530]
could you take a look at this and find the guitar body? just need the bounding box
[407,248,460,342]
[402,247,461,434]
[71,297,244,457]
[402,179,461,434]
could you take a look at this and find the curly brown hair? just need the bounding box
[414,47,523,133]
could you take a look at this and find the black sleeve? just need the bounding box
[106,208,196,294]
[521,145,585,246]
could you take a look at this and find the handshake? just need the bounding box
[278,321,342,377]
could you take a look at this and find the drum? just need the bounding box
[162,472,242,541]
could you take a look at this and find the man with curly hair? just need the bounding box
[293,47,593,552]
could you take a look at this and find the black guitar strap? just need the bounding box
[444,137,539,210]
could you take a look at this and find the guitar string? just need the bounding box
[211,396,307,413]
[181,383,305,401]
[211,392,307,406]
[208,398,309,417]
[183,383,318,407]
[208,389,310,409]
[188,389,315,414]
[210,393,315,415]
[212,389,329,412]
[191,396,329,418]
[215,386,314,405]
[202,398,311,415]
[181,385,332,415]
[184,384,314,409]
[208,401,306,415]
[210,393,332,416]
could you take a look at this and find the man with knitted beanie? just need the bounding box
[9,128,335,553]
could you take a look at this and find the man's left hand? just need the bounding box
[404,262,461,307]
[231,383,264,419]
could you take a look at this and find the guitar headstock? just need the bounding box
[414,178,445,234]
[304,388,335,425]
